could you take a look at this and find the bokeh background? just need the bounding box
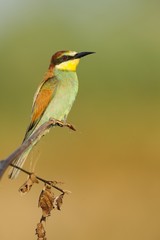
[1,0,160,239]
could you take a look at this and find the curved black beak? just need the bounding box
[74,52,95,59]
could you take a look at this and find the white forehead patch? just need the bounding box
[66,51,77,56]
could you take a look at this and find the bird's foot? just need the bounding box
[49,118,76,131]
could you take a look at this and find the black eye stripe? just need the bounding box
[55,55,74,65]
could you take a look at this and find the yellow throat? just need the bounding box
[56,58,80,72]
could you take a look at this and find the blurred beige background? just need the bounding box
[1,0,160,239]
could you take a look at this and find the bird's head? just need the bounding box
[50,50,95,72]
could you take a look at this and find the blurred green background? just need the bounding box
[1,0,160,239]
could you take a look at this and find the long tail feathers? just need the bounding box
[9,148,31,179]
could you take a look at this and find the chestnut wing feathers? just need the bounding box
[23,77,58,141]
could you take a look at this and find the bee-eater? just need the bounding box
[9,50,94,179]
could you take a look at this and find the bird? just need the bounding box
[9,50,95,179]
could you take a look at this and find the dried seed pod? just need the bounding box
[54,193,64,210]
[35,221,46,240]
[38,184,54,217]
[19,173,39,194]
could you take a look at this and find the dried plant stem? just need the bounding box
[0,118,73,239]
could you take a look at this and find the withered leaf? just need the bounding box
[35,222,46,240]
[54,193,64,210]
[19,173,39,194]
[38,184,54,217]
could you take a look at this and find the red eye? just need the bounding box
[63,56,68,61]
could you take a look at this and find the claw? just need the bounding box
[66,123,76,131]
